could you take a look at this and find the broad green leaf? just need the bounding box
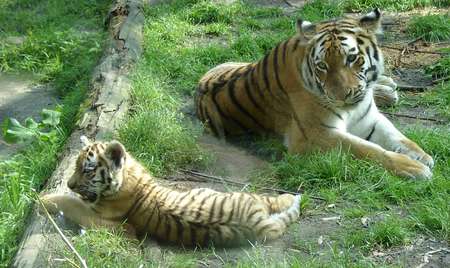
[2,118,37,144]
[41,109,61,127]
[24,117,39,130]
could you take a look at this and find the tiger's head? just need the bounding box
[297,9,384,107]
[67,136,127,202]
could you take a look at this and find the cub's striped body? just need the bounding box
[41,137,300,246]
[196,10,434,180]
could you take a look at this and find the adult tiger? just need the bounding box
[41,136,301,247]
[195,9,433,180]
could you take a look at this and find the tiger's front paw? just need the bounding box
[373,75,399,107]
[395,139,434,169]
[384,151,432,180]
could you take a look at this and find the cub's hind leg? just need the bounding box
[258,194,296,214]
[252,195,301,241]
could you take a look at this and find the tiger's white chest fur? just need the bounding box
[337,87,378,138]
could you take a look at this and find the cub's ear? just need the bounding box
[296,19,316,38]
[105,141,126,170]
[359,8,382,33]
[80,135,91,147]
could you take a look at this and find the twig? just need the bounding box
[381,45,447,55]
[179,169,327,201]
[432,75,450,84]
[283,0,294,7]
[396,83,431,91]
[415,248,449,268]
[381,111,447,124]
[36,195,88,268]
[211,247,225,265]
[54,257,82,268]
[407,35,423,46]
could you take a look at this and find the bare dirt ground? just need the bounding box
[0,72,59,160]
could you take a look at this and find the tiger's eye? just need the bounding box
[347,54,357,63]
[317,62,327,70]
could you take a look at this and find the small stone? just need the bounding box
[6,36,26,45]
[318,235,324,246]
[361,217,370,228]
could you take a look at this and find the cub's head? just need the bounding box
[67,136,127,202]
[297,9,384,107]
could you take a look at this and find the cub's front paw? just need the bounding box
[39,194,62,214]
[384,151,432,180]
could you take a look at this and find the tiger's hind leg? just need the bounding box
[253,195,301,241]
[259,194,296,214]
[373,75,399,107]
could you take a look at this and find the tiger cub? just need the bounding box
[40,136,301,247]
[195,9,433,180]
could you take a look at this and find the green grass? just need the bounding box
[117,0,359,176]
[345,216,412,252]
[0,0,107,95]
[342,0,449,12]
[0,0,108,266]
[118,66,209,175]
[297,0,343,22]
[407,14,450,42]
[16,0,450,267]
[407,80,450,121]
[259,127,450,235]
[58,228,152,268]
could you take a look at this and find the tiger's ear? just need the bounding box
[296,19,316,38]
[80,135,91,147]
[359,8,382,33]
[105,141,126,170]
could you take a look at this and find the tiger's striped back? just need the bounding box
[195,52,296,137]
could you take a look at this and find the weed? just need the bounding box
[411,83,450,120]
[59,228,151,268]
[186,1,239,25]
[297,0,344,22]
[2,109,62,144]
[407,14,450,42]
[342,0,447,12]
[426,55,450,79]
[119,68,208,175]
[345,216,411,252]
[0,0,106,95]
